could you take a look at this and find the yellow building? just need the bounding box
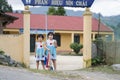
[4,13,114,52]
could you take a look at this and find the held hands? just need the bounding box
[54,40,57,48]
[48,49,50,52]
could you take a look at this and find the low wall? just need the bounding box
[0,34,23,62]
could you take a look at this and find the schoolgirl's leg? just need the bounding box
[36,61,39,70]
[52,59,56,70]
[41,60,45,70]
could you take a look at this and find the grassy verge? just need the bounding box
[80,65,120,74]
[29,69,81,79]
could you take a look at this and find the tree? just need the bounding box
[0,0,13,12]
[56,7,66,16]
[47,6,66,16]
[47,7,57,15]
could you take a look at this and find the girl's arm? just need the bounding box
[54,40,57,48]
[35,43,37,57]
[44,42,50,51]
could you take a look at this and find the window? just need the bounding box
[3,31,10,34]
[95,34,102,39]
[54,33,61,47]
[74,34,80,43]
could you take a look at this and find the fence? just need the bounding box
[103,41,120,64]
[94,39,120,64]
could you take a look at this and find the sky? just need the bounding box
[7,0,120,16]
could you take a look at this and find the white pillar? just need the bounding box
[83,8,92,68]
[22,6,30,67]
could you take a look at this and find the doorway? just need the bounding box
[30,34,35,52]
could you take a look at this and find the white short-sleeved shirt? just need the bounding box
[46,39,56,46]
[36,42,44,49]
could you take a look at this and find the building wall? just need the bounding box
[57,33,71,51]
[35,33,83,52]
[0,34,23,62]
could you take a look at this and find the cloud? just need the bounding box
[90,0,120,16]
[7,0,24,10]
[65,0,120,16]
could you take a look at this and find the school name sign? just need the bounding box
[22,0,94,7]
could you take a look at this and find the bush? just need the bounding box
[70,43,83,54]
[92,56,106,66]
[0,50,5,55]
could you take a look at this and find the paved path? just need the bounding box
[1,65,120,80]
[63,71,120,80]
[0,65,60,80]
[1,55,119,80]
[30,55,83,71]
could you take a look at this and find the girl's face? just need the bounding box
[48,34,53,40]
[38,37,43,42]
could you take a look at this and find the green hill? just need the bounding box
[101,15,120,40]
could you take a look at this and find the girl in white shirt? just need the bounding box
[35,34,45,70]
[46,32,57,70]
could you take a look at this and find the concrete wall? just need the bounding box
[0,34,23,62]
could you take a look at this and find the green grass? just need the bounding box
[29,69,81,79]
[80,65,120,74]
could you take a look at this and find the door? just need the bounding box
[30,34,35,52]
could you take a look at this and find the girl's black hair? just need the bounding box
[47,32,54,36]
[37,34,44,39]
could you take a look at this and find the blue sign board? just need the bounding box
[20,29,54,34]
[22,0,94,8]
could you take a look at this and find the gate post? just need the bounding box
[22,6,30,67]
[83,8,92,68]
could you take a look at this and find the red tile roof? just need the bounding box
[7,13,113,32]
[7,13,23,29]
